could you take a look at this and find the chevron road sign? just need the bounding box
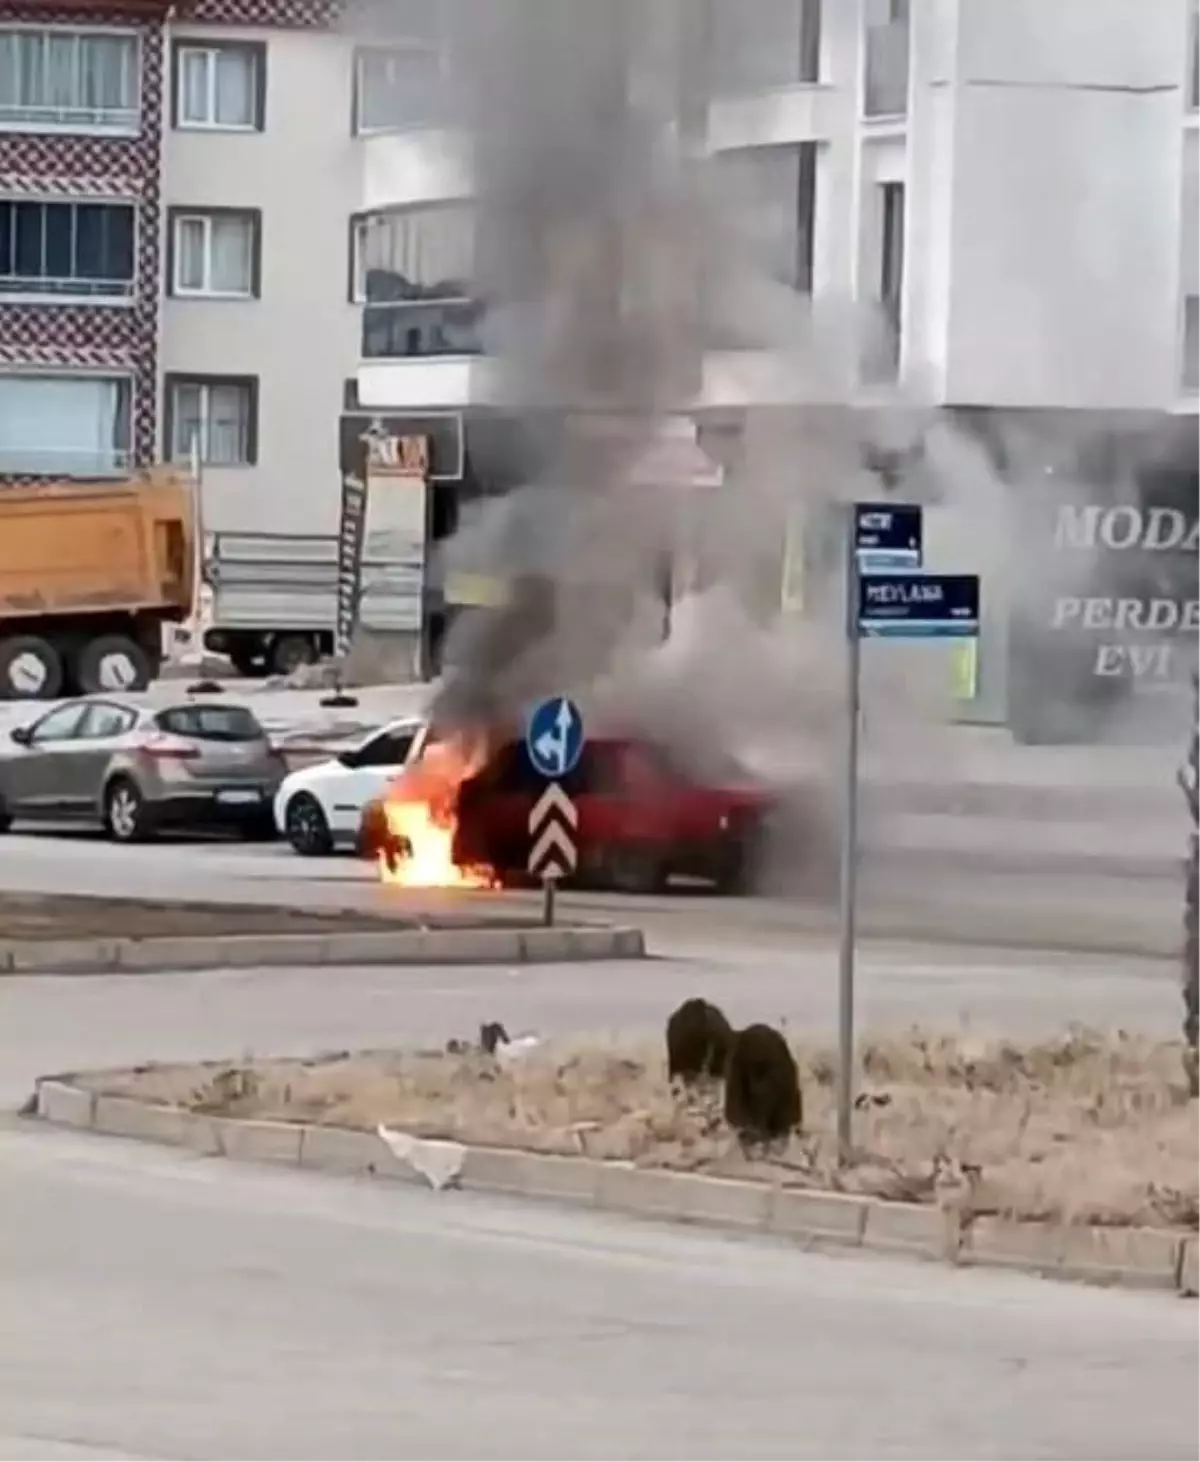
[528,780,579,882]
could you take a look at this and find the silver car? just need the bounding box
[0,696,286,843]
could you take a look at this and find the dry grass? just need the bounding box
[87,1028,1199,1230]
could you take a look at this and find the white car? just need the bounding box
[273,716,430,856]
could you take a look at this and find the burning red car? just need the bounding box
[451,735,776,893]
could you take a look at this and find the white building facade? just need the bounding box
[349,0,1198,742]
[354,0,1199,419]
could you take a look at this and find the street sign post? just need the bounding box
[836,504,980,1161]
[525,696,585,926]
[853,502,923,572]
[857,572,980,638]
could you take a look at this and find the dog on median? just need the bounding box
[723,1022,802,1149]
[665,998,734,1086]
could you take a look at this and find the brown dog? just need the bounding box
[665,998,733,1085]
[723,1023,802,1146]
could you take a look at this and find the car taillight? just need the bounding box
[136,735,200,761]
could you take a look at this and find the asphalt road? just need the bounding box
[1,1119,1194,1462]
[0,781,1191,1458]
[0,828,1181,958]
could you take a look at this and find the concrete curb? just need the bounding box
[32,1076,1196,1296]
[1,923,645,975]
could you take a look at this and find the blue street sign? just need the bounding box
[525,696,586,779]
[854,502,923,572]
[858,572,980,639]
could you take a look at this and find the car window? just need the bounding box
[352,728,417,769]
[78,702,138,740]
[155,704,264,742]
[26,704,88,744]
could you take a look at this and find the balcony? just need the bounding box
[863,19,910,119]
[362,297,485,361]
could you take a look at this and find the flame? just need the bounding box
[373,738,495,889]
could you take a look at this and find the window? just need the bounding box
[79,702,138,739]
[352,205,473,304]
[0,372,132,476]
[0,28,138,132]
[165,376,257,467]
[709,0,821,92]
[353,42,446,134]
[156,704,264,741]
[863,0,910,117]
[0,199,135,299]
[1190,5,1199,111]
[863,180,906,381]
[356,205,481,360]
[169,210,259,298]
[27,704,89,743]
[173,41,263,131]
[1183,295,1199,394]
[713,143,816,301]
[343,727,418,769]
[880,181,905,327]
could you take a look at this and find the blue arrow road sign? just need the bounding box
[525,696,585,779]
[858,572,979,639]
[854,502,923,571]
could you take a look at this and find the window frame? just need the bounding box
[0,368,134,477]
[166,206,261,300]
[351,41,446,137]
[171,38,265,133]
[27,702,89,744]
[0,195,137,304]
[163,373,259,469]
[78,701,139,739]
[349,202,475,306]
[0,24,142,136]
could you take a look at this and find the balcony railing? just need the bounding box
[863,18,909,118]
[0,272,135,301]
[362,297,485,360]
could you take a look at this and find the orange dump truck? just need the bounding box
[0,470,196,700]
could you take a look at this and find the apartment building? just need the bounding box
[349,0,1199,741]
[0,0,357,542]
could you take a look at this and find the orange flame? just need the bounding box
[373,738,495,889]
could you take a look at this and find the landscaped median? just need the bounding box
[0,893,644,973]
[31,1028,1198,1295]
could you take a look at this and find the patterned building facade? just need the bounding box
[0,0,340,478]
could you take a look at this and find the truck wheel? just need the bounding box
[74,635,153,694]
[0,635,63,700]
[270,635,317,677]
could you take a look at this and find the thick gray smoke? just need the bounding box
[357,0,1193,796]
[427,0,872,768]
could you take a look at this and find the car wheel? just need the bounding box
[104,777,154,844]
[603,844,667,895]
[0,634,64,701]
[74,635,153,694]
[285,792,333,856]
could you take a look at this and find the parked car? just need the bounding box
[0,696,284,842]
[273,716,430,856]
[451,735,777,894]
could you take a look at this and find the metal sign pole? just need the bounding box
[837,512,862,1163]
[542,876,556,928]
